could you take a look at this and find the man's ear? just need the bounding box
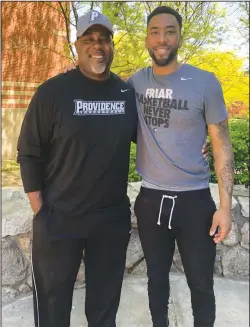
[179,35,183,49]
[145,35,148,49]
[74,40,79,55]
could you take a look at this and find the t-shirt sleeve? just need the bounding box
[17,84,53,193]
[203,73,228,125]
[127,76,134,88]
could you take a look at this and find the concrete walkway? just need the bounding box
[2,273,249,327]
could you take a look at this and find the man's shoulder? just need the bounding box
[38,70,76,93]
[127,67,151,86]
[111,72,135,91]
[183,64,214,79]
[130,67,151,80]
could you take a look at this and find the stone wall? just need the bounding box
[2,183,249,304]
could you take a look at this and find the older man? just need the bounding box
[17,11,137,327]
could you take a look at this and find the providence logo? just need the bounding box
[73,100,126,115]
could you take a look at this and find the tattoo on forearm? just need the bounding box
[213,121,234,196]
[220,161,234,195]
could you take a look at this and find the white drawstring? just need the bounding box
[157,195,177,229]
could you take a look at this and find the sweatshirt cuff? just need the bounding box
[19,161,43,193]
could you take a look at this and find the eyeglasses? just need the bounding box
[78,37,112,46]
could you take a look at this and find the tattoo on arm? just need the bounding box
[220,162,234,195]
[213,120,234,196]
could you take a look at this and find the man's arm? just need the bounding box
[127,77,138,144]
[208,119,234,243]
[132,127,137,144]
[27,192,43,215]
[17,85,52,214]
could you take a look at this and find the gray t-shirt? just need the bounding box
[128,64,228,191]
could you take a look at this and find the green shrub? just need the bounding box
[228,119,249,186]
[129,118,249,185]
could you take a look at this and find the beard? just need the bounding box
[148,46,178,67]
[89,52,113,75]
[90,62,107,75]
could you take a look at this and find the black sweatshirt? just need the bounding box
[17,68,138,237]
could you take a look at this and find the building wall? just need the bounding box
[2,1,71,159]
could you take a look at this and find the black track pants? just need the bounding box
[31,204,131,327]
[134,187,217,327]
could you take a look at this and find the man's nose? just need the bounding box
[92,39,105,48]
[158,33,168,44]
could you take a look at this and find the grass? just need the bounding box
[2,160,23,187]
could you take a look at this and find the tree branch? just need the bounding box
[114,33,128,46]
[58,2,76,60]
[71,1,78,25]
[3,43,74,63]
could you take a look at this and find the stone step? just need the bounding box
[2,274,249,327]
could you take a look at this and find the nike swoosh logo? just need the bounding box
[181,77,192,80]
[121,89,130,92]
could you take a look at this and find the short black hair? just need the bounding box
[147,6,183,30]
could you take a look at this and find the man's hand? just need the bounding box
[27,191,43,216]
[33,203,43,216]
[202,139,211,160]
[209,208,232,243]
